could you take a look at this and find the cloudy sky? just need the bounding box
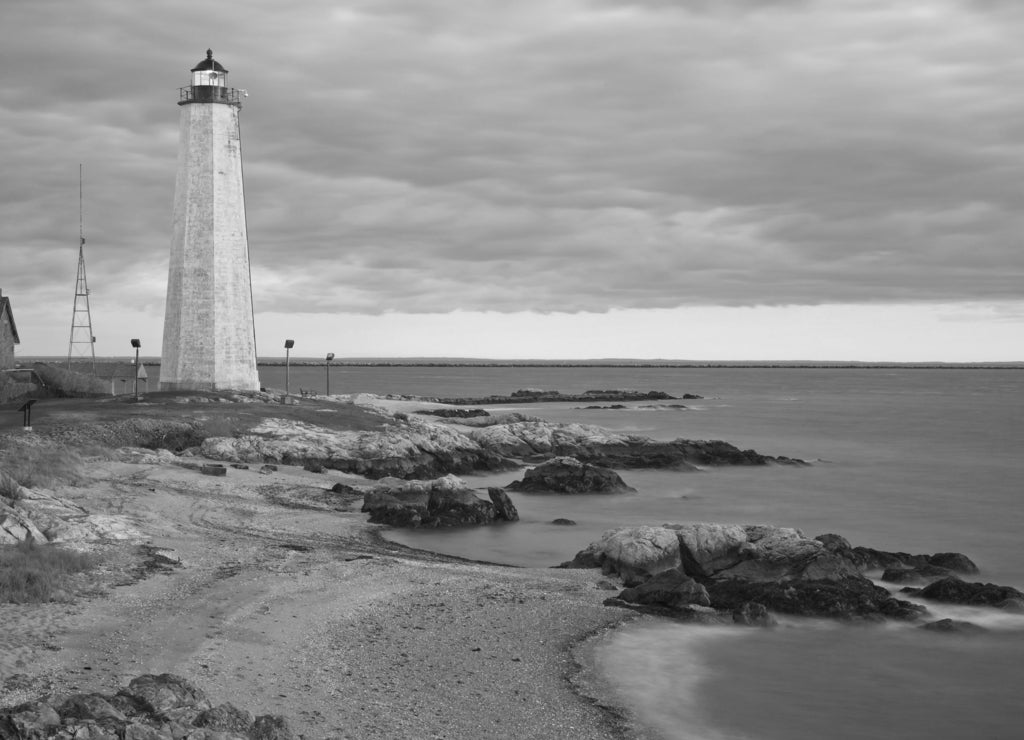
[2,0,1021,361]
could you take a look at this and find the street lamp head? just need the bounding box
[284,339,295,349]
[326,352,335,361]
[130,338,141,348]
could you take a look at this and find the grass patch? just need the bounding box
[0,539,96,603]
[0,441,86,490]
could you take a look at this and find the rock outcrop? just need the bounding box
[468,421,801,469]
[564,523,1010,622]
[431,389,678,405]
[506,457,636,494]
[0,673,295,740]
[200,417,512,480]
[360,475,519,528]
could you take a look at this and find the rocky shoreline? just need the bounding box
[3,389,1020,738]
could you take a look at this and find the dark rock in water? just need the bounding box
[551,518,577,526]
[813,535,979,576]
[704,576,927,621]
[435,389,677,405]
[417,407,491,418]
[199,463,226,477]
[996,597,1024,612]
[330,482,361,495]
[487,487,519,522]
[361,476,518,528]
[616,568,711,611]
[921,618,988,634]
[507,456,636,494]
[681,393,703,399]
[928,552,980,575]
[881,563,956,584]
[732,601,778,628]
[916,576,1024,607]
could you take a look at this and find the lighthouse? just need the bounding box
[160,50,259,392]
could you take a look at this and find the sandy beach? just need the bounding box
[0,450,648,739]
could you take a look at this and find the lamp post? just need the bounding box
[130,339,141,401]
[325,352,335,396]
[284,339,294,395]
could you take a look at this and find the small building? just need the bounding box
[0,288,20,370]
[93,362,149,396]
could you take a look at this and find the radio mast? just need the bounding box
[67,164,96,371]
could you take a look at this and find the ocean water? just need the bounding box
[258,365,1024,739]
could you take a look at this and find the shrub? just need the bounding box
[32,362,108,397]
[0,539,96,603]
[0,470,21,502]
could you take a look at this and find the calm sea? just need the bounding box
[258,365,1024,739]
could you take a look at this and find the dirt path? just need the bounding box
[2,457,647,739]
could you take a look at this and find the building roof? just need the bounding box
[191,49,228,73]
[0,292,19,344]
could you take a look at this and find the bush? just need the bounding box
[32,362,108,397]
[0,470,21,502]
[0,539,96,603]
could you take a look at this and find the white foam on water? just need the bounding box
[595,623,758,740]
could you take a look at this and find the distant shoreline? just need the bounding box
[28,358,1024,370]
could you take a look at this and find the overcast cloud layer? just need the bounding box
[1,0,1021,356]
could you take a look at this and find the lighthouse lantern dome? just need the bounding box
[191,49,228,87]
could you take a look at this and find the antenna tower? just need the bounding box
[67,164,96,371]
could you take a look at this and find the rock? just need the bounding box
[487,488,519,522]
[259,464,278,474]
[564,525,681,585]
[704,577,927,621]
[252,714,296,740]
[551,518,577,526]
[330,482,361,495]
[732,602,778,627]
[416,408,490,419]
[813,535,979,577]
[616,568,711,611]
[915,576,1024,607]
[201,417,512,480]
[928,552,980,575]
[670,523,859,583]
[120,673,212,716]
[193,703,254,733]
[302,461,325,473]
[360,475,516,528]
[434,389,677,405]
[881,563,955,584]
[199,464,226,477]
[921,618,988,634]
[0,674,294,740]
[468,421,799,469]
[506,456,636,494]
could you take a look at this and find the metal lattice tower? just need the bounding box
[67,165,96,371]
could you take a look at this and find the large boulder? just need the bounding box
[564,525,681,584]
[360,475,518,528]
[615,568,711,611]
[912,576,1024,607]
[670,523,858,582]
[506,456,636,494]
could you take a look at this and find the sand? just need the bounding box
[0,454,651,739]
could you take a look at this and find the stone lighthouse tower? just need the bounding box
[160,50,259,392]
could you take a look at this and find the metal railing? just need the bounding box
[178,86,242,106]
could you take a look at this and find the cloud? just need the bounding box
[1,0,1022,344]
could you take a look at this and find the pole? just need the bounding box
[134,345,140,400]
[286,347,291,395]
[325,358,330,396]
